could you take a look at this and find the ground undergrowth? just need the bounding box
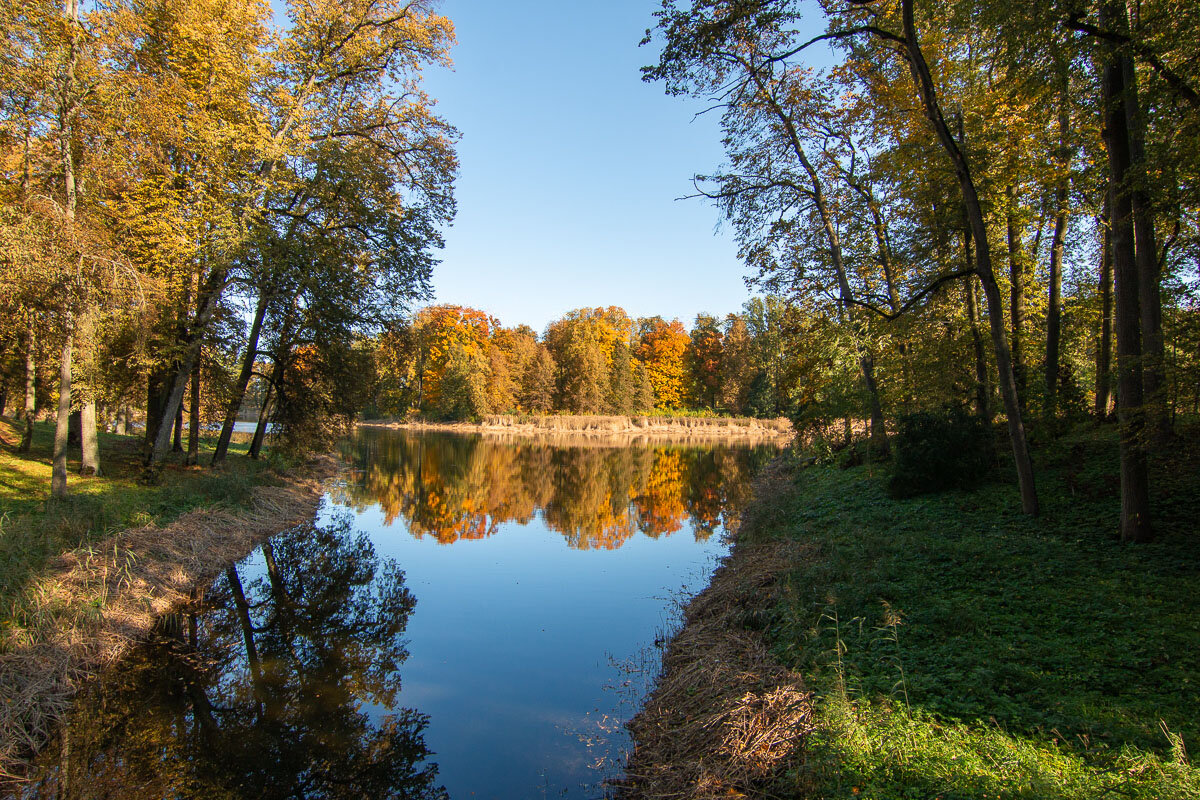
[755,422,1200,799]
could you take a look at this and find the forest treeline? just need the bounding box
[0,0,456,493]
[365,300,811,422]
[2,0,1198,538]
[638,0,1199,535]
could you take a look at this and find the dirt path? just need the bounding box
[0,456,339,782]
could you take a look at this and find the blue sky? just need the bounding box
[420,0,752,334]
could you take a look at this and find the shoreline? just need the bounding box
[358,413,794,443]
[617,462,812,797]
[620,426,1200,798]
[0,455,340,783]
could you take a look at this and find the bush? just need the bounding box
[887,408,996,498]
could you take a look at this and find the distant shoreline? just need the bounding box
[356,414,794,442]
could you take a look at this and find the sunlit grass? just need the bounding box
[756,423,1200,798]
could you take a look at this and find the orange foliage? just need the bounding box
[636,318,690,410]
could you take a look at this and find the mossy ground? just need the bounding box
[754,422,1200,798]
[0,418,276,649]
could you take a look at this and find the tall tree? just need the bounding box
[1099,0,1151,542]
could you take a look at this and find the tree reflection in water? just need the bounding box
[334,431,778,550]
[25,513,445,800]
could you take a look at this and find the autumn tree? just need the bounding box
[635,317,689,411]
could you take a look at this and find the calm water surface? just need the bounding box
[25,430,778,799]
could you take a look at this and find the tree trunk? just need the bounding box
[900,0,1038,514]
[187,350,201,465]
[79,400,99,476]
[1095,202,1114,420]
[144,264,229,472]
[1045,200,1067,421]
[212,294,268,465]
[144,368,170,458]
[20,325,36,453]
[68,410,81,447]
[248,381,274,460]
[753,73,888,452]
[1121,56,1168,441]
[964,235,991,422]
[1045,80,1070,423]
[1006,186,1027,404]
[172,403,183,452]
[53,0,80,500]
[1101,7,1152,542]
[51,327,73,499]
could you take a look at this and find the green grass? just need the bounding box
[755,423,1200,798]
[0,417,279,651]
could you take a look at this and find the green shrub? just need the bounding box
[887,408,995,497]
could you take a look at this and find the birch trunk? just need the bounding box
[20,325,36,453]
[51,327,73,499]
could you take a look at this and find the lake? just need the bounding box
[22,429,779,799]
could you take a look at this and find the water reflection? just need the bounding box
[23,432,779,799]
[25,514,445,800]
[334,431,777,550]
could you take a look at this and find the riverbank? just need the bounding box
[621,424,1200,798]
[359,413,794,442]
[0,420,338,781]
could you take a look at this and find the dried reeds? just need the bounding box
[0,456,338,783]
[361,414,795,444]
[619,477,815,800]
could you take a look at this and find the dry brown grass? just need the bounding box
[362,414,794,443]
[619,463,814,799]
[0,456,339,782]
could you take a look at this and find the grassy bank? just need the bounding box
[0,418,273,642]
[752,423,1200,798]
[0,417,331,781]
[623,422,1199,798]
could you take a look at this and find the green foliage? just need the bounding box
[608,340,634,414]
[745,370,777,418]
[887,409,996,498]
[432,342,490,421]
[632,360,656,414]
[753,425,1200,799]
[273,341,374,456]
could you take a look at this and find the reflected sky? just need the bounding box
[23,431,777,799]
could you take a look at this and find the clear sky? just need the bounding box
[420,0,752,335]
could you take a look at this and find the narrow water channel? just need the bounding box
[23,430,778,799]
